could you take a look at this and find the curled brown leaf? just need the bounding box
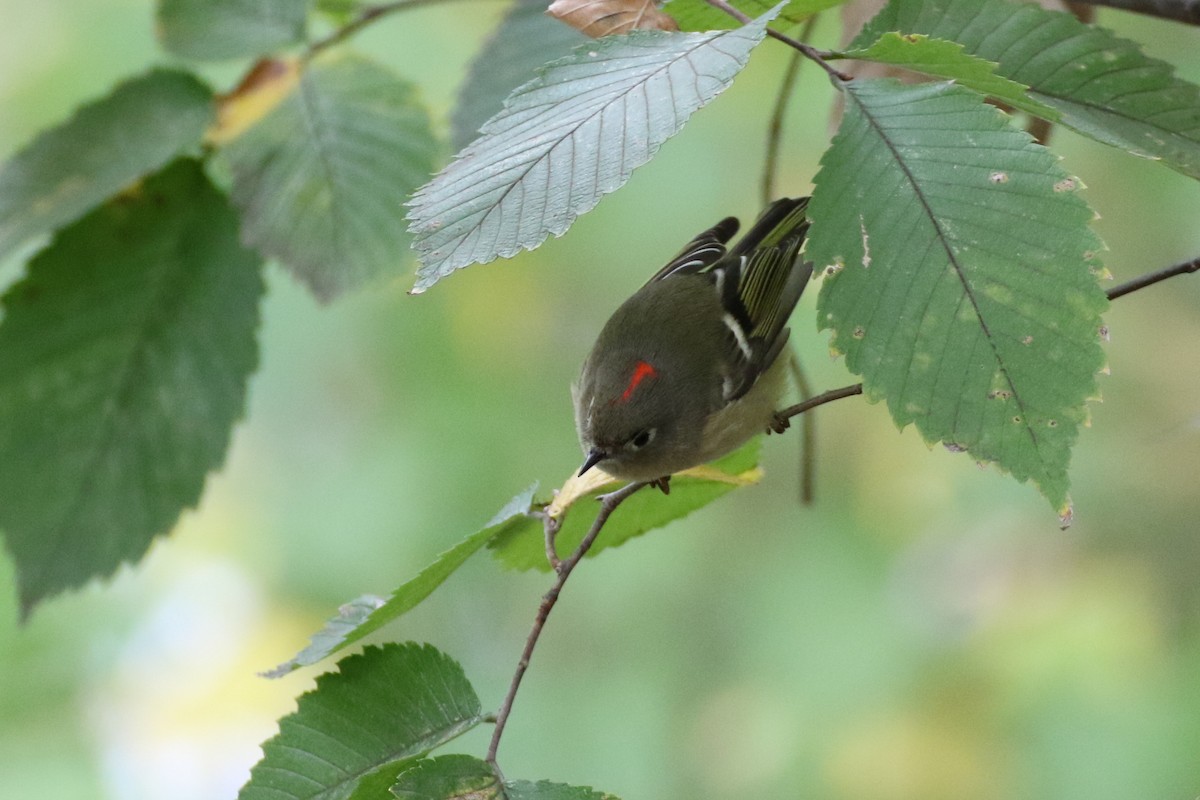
[547,0,678,38]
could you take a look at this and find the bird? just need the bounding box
[573,196,813,491]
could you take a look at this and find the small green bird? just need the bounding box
[573,197,813,486]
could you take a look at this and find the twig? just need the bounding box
[776,382,864,424]
[1106,255,1200,300]
[761,13,815,206]
[786,351,817,504]
[704,0,851,82]
[542,511,563,572]
[486,480,647,767]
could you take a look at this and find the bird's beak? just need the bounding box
[577,447,607,477]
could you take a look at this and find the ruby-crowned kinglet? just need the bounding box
[573,196,813,484]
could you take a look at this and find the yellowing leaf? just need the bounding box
[208,57,302,145]
[548,0,679,36]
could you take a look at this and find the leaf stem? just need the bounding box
[703,0,850,82]
[486,480,647,767]
[1105,255,1200,300]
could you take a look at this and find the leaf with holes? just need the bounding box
[240,644,485,800]
[833,32,1058,119]
[0,159,264,617]
[217,53,438,301]
[450,0,587,151]
[855,0,1200,179]
[407,6,780,292]
[807,79,1108,519]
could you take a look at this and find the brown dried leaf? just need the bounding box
[547,0,679,37]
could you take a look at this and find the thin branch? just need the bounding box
[487,480,647,767]
[763,50,803,206]
[542,511,563,572]
[786,351,817,504]
[1106,255,1200,300]
[704,0,851,82]
[776,382,864,424]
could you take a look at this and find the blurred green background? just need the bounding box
[1,2,1199,798]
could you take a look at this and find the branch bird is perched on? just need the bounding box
[573,197,813,488]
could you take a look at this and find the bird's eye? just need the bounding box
[630,429,655,449]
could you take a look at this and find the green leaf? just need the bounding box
[391,756,501,799]
[218,53,438,301]
[0,159,264,617]
[157,0,309,60]
[0,69,213,263]
[407,8,780,292]
[241,643,484,800]
[347,764,411,800]
[854,0,1200,180]
[664,0,838,32]
[807,79,1108,517]
[391,756,618,800]
[490,440,761,572]
[450,0,587,152]
[835,32,1058,119]
[265,486,538,677]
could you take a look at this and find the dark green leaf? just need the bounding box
[407,9,779,292]
[157,0,309,60]
[0,69,213,263]
[265,486,538,677]
[807,79,1108,517]
[855,0,1200,179]
[218,53,438,301]
[0,159,264,617]
[664,0,837,32]
[450,0,587,152]
[490,441,761,571]
[391,756,618,800]
[241,644,484,800]
[834,32,1057,119]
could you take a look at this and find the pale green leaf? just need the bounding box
[391,756,619,800]
[664,0,839,32]
[0,159,264,617]
[265,486,537,677]
[157,0,310,60]
[855,0,1200,179]
[451,0,587,151]
[391,756,502,799]
[240,644,484,800]
[835,32,1057,119]
[490,440,761,571]
[407,9,779,292]
[0,69,213,263]
[808,80,1108,516]
[218,53,438,301]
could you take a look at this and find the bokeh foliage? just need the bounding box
[0,0,1198,798]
